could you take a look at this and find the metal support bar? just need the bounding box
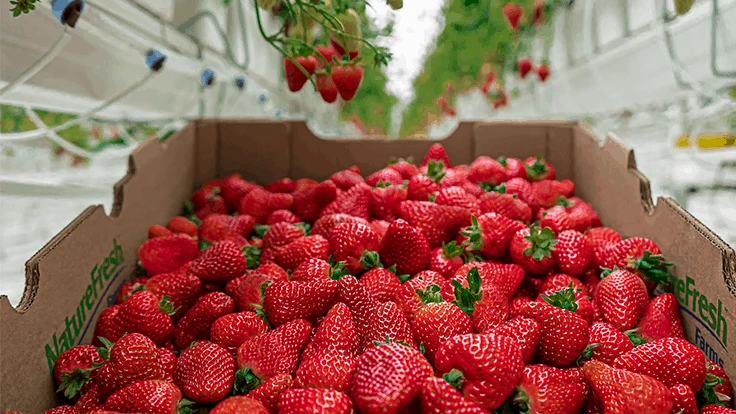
[711,0,736,78]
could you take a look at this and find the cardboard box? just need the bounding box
[1,120,735,412]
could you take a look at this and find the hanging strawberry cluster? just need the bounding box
[255,0,396,103]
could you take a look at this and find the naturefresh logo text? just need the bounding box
[44,239,125,375]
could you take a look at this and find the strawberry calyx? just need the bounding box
[159,296,180,316]
[497,156,508,167]
[294,222,311,236]
[442,241,464,259]
[554,196,573,207]
[176,398,196,414]
[514,389,533,413]
[540,282,579,312]
[460,216,484,253]
[57,367,93,399]
[233,367,262,394]
[373,335,412,348]
[96,336,115,362]
[389,156,414,165]
[575,343,601,367]
[525,156,549,179]
[627,251,673,284]
[199,240,212,251]
[452,267,483,316]
[463,251,483,263]
[426,160,447,183]
[427,192,438,202]
[442,368,465,393]
[522,225,558,261]
[599,266,622,278]
[359,251,382,271]
[376,180,393,189]
[415,284,444,305]
[624,328,647,347]
[254,224,270,239]
[183,201,195,216]
[329,261,350,280]
[243,244,262,269]
[700,372,730,406]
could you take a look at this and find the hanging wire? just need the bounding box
[711,0,736,78]
[0,28,71,98]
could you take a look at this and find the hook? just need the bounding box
[145,50,166,72]
[201,69,216,86]
[51,0,85,27]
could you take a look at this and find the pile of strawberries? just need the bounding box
[37,144,735,413]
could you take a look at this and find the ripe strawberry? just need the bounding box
[54,345,102,399]
[294,347,355,393]
[247,374,293,410]
[388,156,418,179]
[43,406,78,414]
[503,2,524,30]
[145,271,202,319]
[236,319,312,392]
[435,333,524,410]
[552,229,594,277]
[701,405,736,414]
[538,282,595,326]
[228,269,289,312]
[399,200,469,248]
[434,186,482,217]
[115,276,148,304]
[302,303,360,361]
[189,241,248,285]
[330,169,365,190]
[239,188,293,223]
[172,292,234,349]
[421,143,452,168]
[366,167,404,187]
[517,57,533,79]
[586,227,622,252]
[148,224,173,239]
[536,63,551,82]
[596,269,649,331]
[220,176,261,210]
[93,305,123,345]
[103,380,188,414]
[631,292,685,344]
[166,216,197,238]
[210,311,269,354]
[362,301,417,350]
[290,258,347,282]
[410,284,473,363]
[581,321,634,365]
[114,291,175,345]
[428,242,464,278]
[274,235,330,271]
[370,185,407,222]
[462,213,526,259]
[452,267,509,332]
[263,178,294,194]
[602,237,673,286]
[453,262,525,300]
[331,63,364,101]
[397,271,456,319]
[524,156,555,182]
[329,222,381,274]
[95,333,164,395]
[316,73,338,103]
[321,182,371,220]
[408,160,446,201]
[703,360,734,406]
[539,272,587,296]
[514,364,589,413]
[173,341,236,403]
[191,185,220,211]
[350,343,433,414]
[468,156,507,186]
[263,278,338,327]
[478,188,532,222]
[583,360,673,413]
[138,234,199,276]
[199,214,255,242]
[379,219,431,275]
[518,300,590,367]
[291,180,338,223]
[311,213,368,239]
[370,219,390,239]
[337,275,380,345]
[277,388,354,414]
[669,384,698,414]
[486,317,541,364]
[496,156,527,180]
[360,267,406,303]
[509,226,558,276]
[74,383,104,413]
[157,347,176,382]
[195,195,228,220]
[420,376,488,413]
[613,337,706,391]
[210,396,270,414]
[262,222,308,251]
[285,55,317,92]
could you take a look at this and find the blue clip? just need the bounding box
[275,110,282,118]
[51,0,85,27]
[201,69,215,86]
[235,77,246,90]
[258,94,267,103]
[145,50,166,71]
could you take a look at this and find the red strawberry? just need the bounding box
[602,237,673,287]
[263,277,339,326]
[360,267,406,303]
[228,270,288,312]
[294,347,355,393]
[189,241,248,285]
[247,374,293,411]
[410,284,473,363]
[435,333,523,410]
[239,188,293,223]
[291,180,338,223]
[536,63,551,82]
[420,376,488,413]
[210,311,269,355]
[613,337,706,391]
[596,269,649,331]
[285,55,317,92]
[366,167,404,187]
[262,222,308,251]
[524,156,555,182]
[378,219,431,275]
[290,258,347,282]
[302,303,360,361]
[407,160,445,201]
[581,321,635,365]
[397,271,456,319]
[586,227,622,252]
[173,292,234,349]
[74,383,104,413]
[421,143,452,168]
[95,333,164,395]
[514,364,589,413]
[263,178,295,194]
[669,384,698,414]
[399,200,469,248]
[453,267,510,332]
[583,360,673,413]
[336,275,380,346]
[518,300,590,367]
[138,235,198,276]
[434,186,481,216]
[329,222,381,274]
[486,317,540,364]
[316,45,339,67]
[517,57,533,79]
[509,226,558,276]
[702,405,736,414]
[53,345,102,399]
[350,343,433,414]
[174,341,234,402]
[478,188,532,222]
[538,282,595,326]
[211,395,270,414]
[145,271,202,319]
[149,224,172,239]
[236,319,312,392]
[428,241,464,278]
[388,156,418,179]
[370,219,390,239]
[321,182,371,220]
[503,2,524,30]
[157,347,176,383]
[631,292,685,344]
[461,213,525,259]
[539,273,588,296]
[274,235,330,271]
[166,216,198,238]
[316,73,339,103]
[330,169,365,190]
[195,195,228,220]
[114,291,175,345]
[453,262,525,300]
[311,213,368,239]
[552,229,594,277]
[114,277,149,305]
[93,305,124,345]
[331,63,364,101]
[220,176,261,211]
[496,156,527,180]
[277,388,354,414]
[362,301,417,350]
[199,214,255,242]
[370,185,407,221]
[703,360,734,406]
[43,406,79,414]
[103,380,187,414]
[468,156,507,186]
